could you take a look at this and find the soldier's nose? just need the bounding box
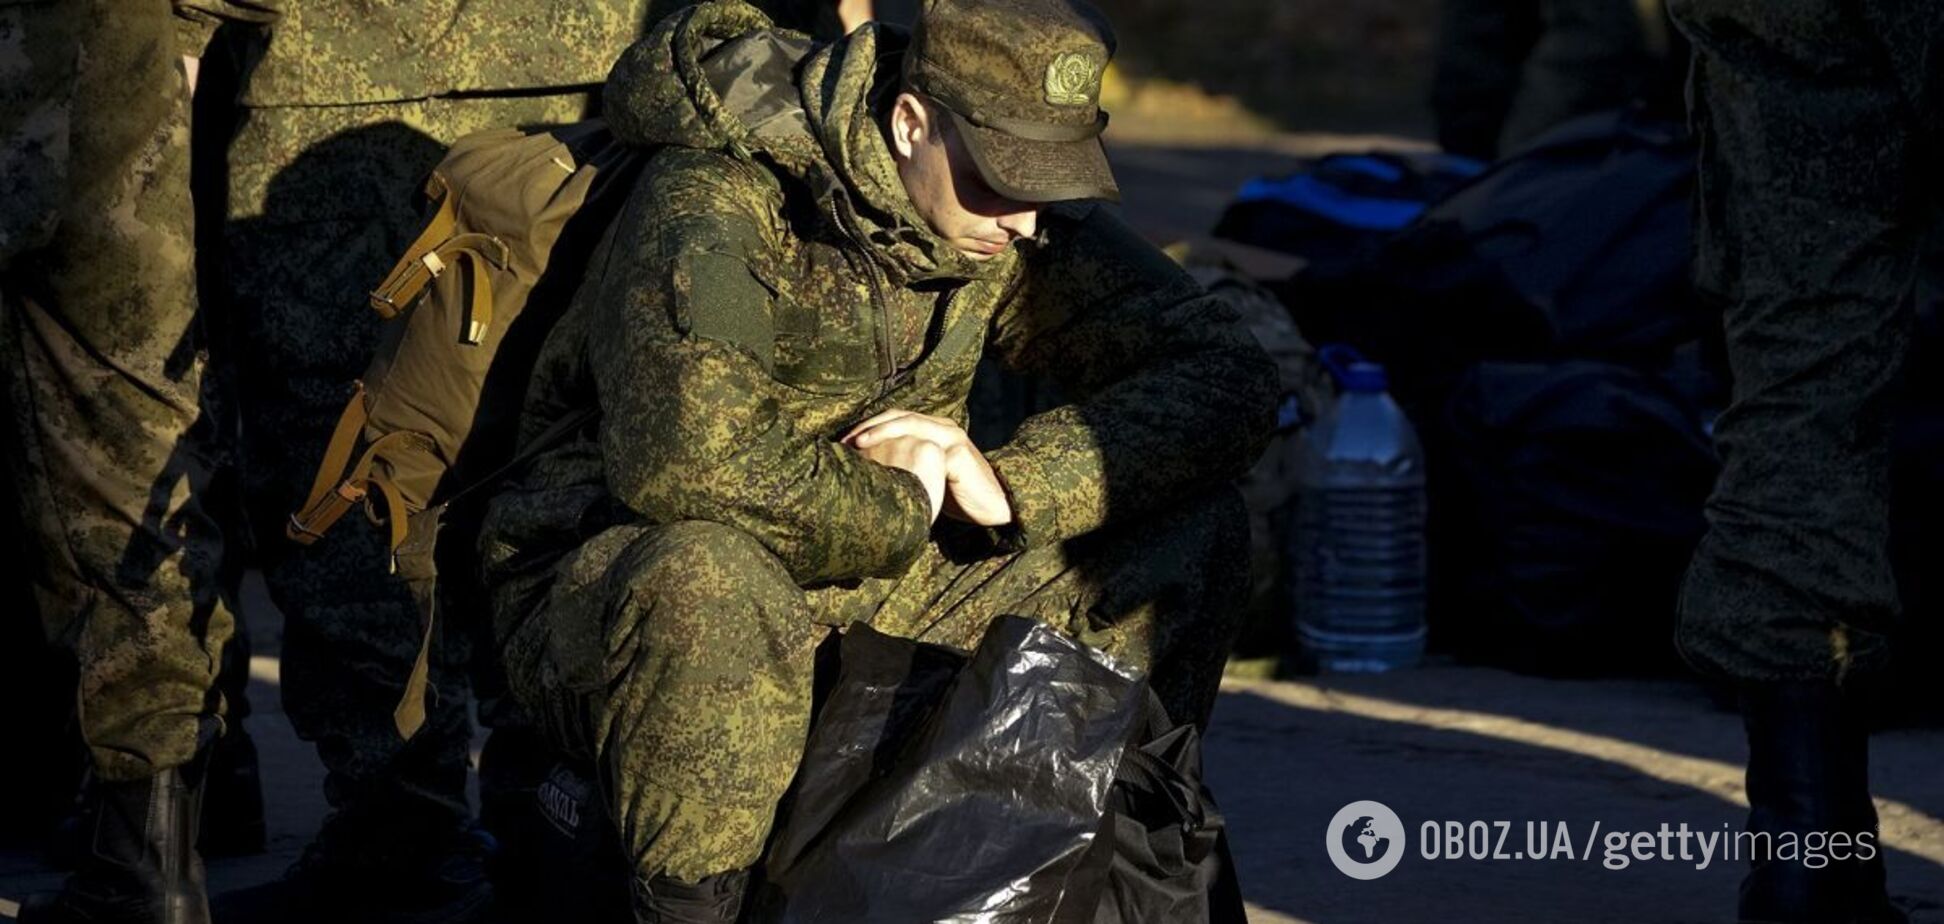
[996,207,1038,241]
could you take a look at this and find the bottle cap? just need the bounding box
[1318,343,1390,393]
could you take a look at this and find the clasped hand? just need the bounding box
[840,409,1014,527]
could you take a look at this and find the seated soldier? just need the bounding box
[477,0,1280,919]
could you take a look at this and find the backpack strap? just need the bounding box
[393,586,438,739]
[436,234,508,344]
[366,171,512,345]
[364,473,411,570]
[388,504,448,740]
[386,407,599,741]
[286,418,433,548]
[370,174,458,319]
[287,384,372,544]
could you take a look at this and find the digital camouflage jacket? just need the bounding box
[479,1,1280,635]
[233,0,653,107]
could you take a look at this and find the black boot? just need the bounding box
[630,869,749,924]
[210,815,495,924]
[19,747,213,924]
[196,726,265,858]
[1737,680,1906,924]
[479,728,634,924]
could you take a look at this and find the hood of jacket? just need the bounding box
[604,0,998,285]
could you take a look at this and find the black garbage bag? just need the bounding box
[1089,698,1247,924]
[756,615,1242,924]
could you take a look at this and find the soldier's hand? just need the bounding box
[847,432,948,524]
[842,410,1014,527]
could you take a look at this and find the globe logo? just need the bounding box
[1325,800,1406,880]
[1343,816,1386,861]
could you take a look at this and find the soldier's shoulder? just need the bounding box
[634,146,786,226]
[1027,200,1191,293]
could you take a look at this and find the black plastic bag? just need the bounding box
[757,615,1241,923]
[1088,701,1246,924]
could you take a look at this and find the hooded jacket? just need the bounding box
[479,1,1279,629]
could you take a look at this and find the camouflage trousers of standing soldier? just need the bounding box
[220,88,593,862]
[1669,0,1939,684]
[497,486,1250,883]
[0,0,233,782]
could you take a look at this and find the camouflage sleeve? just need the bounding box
[584,147,936,585]
[982,203,1281,549]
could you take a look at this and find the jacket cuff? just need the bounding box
[871,466,938,578]
[986,448,1059,551]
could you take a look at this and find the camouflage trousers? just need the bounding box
[0,0,233,781]
[499,487,1250,882]
[219,87,593,855]
[1670,0,1940,683]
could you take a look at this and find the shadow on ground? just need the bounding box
[1208,672,1944,924]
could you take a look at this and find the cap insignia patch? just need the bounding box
[1044,51,1098,107]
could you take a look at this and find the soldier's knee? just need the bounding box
[608,520,799,648]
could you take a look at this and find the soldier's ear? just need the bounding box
[888,91,932,162]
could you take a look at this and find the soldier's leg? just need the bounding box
[1670,1,1934,920]
[502,521,821,913]
[1671,0,1920,687]
[1,0,236,919]
[2,0,231,793]
[862,486,1251,729]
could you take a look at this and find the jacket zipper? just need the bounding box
[829,198,899,395]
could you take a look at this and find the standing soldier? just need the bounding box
[1669,0,1935,921]
[1,0,270,921]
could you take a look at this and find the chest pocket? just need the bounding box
[764,245,882,395]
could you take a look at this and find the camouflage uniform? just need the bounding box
[1668,0,1940,683]
[209,2,656,865]
[0,0,264,784]
[479,2,1280,883]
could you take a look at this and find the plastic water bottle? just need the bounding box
[1292,345,1427,672]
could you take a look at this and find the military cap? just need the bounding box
[902,0,1120,202]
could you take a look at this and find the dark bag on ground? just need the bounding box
[1282,109,1708,398]
[755,616,1245,924]
[1437,361,1716,675]
[1269,110,1722,675]
[1212,150,1483,270]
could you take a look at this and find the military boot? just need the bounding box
[195,726,265,858]
[210,815,495,924]
[630,869,750,924]
[19,746,213,924]
[1738,680,1907,924]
